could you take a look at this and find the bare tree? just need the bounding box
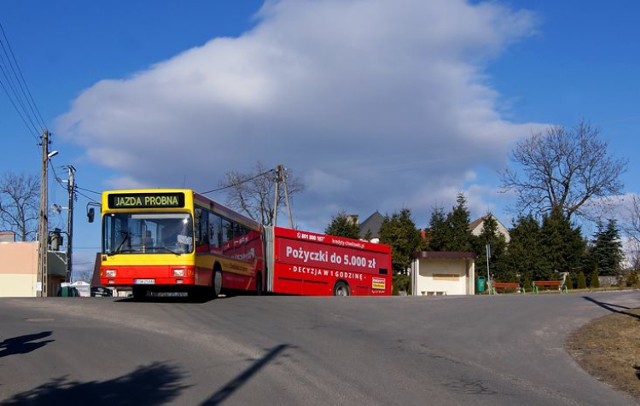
[623,195,640,269]
[501,120,627,221]
[219,162,304,225]
[0,172,40,241]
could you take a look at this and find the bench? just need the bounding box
[491,282,522,294]
[532,280,567,294]
[421,291,447,296]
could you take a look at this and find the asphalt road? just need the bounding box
[0,291,638,405]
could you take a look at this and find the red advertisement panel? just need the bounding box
[272,227,392,296]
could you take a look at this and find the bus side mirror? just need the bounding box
[87,208,95,223]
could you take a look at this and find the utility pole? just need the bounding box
[272,164,294,229]
[66,165,75,283]
[282,168,294,229]
[37,130,50,297]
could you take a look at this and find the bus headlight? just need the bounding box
[105,269,116,277]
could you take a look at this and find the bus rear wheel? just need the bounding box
[333,281,350,296]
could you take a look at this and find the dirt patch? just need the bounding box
[566,308,640,399]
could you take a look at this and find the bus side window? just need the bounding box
[234,224,248,247]
[209,212,222,249]
[221,218,233,256]
[195,208,209,251]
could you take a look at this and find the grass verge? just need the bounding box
[566,307,640,399]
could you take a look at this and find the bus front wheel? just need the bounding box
[212,268,222,299]
[333,281,350,296]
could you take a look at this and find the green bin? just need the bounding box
[477,276,486,293]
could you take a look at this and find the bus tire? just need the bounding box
[333,281,350,296]
[212,267,223,299]
[255,272,263,296]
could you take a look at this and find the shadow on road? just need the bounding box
[0,331,54,358]
[1,361,190,405]
[583,296,640,320]
[201,344,291,405]
[3,343,290,404]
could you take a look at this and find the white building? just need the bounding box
[468,214,511,243]
[411,251,476,296]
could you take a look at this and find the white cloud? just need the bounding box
[55,0,543,231]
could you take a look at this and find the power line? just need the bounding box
[0,21,46,128]
[50,163,66,188]
[0,72,40,140]
[75,188,100,204]
[47,165,100,204]
[76,185,101,196]
[0,20,46,140]
[200,168,276,195]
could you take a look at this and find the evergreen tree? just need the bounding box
[445,193,473,251]
[427,206,448,251]
[379,208,421,276]
[325,211,360,239]
[586,219,624,277]
[426,194,473,252]
[540,210,586,281]
[471,214,508,281]
[500,215,545,285]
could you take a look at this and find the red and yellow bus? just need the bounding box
[97,189,264,300]
[93,188,392,299]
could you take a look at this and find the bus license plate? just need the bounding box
[135,279,155,285]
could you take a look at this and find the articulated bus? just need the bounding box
[93,188,392,299]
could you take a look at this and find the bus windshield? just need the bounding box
[103,212,194,255]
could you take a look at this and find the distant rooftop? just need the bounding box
[359,211,384,239]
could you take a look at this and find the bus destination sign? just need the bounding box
[108,192,185,209]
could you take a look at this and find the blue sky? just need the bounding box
[1,0,639,278]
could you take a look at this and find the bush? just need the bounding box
[393,274,411,295]
[589,270,600,289]
[577,272,587,289]
[564,274,573,290]
[626,270,640,288]
[522,274,532,293]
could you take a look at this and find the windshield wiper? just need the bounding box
[153,245,182,255]
[107,232,131,256]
